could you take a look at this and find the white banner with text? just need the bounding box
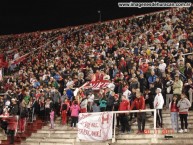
[78,112,113,141]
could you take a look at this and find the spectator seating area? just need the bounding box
[0,6,193,145]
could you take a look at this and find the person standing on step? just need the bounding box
[50,108,55,129]
[119,95,131,134]
[177,93,191,133]
[165,75,174,109]
[70,100,80,129]
[184,78,193,110]
[45,97,53,123]
[80,95,88,113]
[19,99,28,133]
[106,91,115,111]
[169,95,179,133]
[173,74,183,100]
[130,91,146,134]
[154,88,164,128]
[60,98,70,125]
[113,94,120,128]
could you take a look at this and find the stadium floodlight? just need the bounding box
[97,10,101,22]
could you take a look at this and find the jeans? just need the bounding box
[170,112,178,131]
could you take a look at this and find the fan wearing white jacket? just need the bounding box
[154,88,164,128]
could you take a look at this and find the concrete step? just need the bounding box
[111,143,193,145]
[36,128,193,134]
[37,130,77,134]
[26,138,75,143]
[116,138,193,144]
[21,142,108,145]
[40,124,193,131]
[75,143,108,145]
[54,116,193,124]
[116,128,193,134]
[0,133,7,140]
[21,142,73,145]
[0,136,7,140]
[116,133,193,139]
[30,133,77,138]
[43,120,193,129]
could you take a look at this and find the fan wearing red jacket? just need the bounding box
[60,98,70,125]
[130,91,146,134]
[119,95,131,133]
[119,57,127,73]
[5,116,18,144]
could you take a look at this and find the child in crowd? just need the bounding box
[70,101,80,129]
[50,108,55,129]
[99,97,107,112]
[177,94,191,133]
[92,102,100,112]
[60,98,70,125]
[169,95,179,132]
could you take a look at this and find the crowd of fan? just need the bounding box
[0,7,193,138]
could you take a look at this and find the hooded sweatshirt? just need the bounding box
[154,93,164,109]
[70,104,80,117]
[177,98,191,114]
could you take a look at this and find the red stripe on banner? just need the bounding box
[92,82,99,88]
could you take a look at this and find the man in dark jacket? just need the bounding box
[138,74,147,94]
[10,98,18,116]
[106,92,115,111]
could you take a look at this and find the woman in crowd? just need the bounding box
[50,108,55,129]
[169,95,179,133]
[177,93,191,133]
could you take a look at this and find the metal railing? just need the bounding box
[111,109,156,143]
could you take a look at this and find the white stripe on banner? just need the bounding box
[78,112,113,141]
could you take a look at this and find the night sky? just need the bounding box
[0,0,190,35]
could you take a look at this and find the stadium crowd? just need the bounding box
[0,7,193,143]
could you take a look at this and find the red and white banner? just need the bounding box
[78,112,113,141]
[81,80,110,90]
[9,53,29,65]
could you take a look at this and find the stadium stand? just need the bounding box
[0,6,193,145]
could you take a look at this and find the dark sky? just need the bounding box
[0,0,189,35]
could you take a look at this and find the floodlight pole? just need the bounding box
[98,10,101,22]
